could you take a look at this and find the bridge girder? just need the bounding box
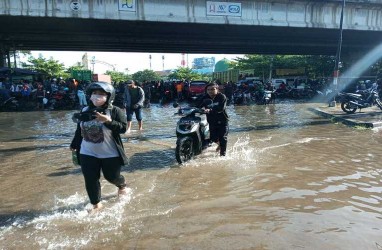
[0,16,381,56]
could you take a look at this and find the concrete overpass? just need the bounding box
[1,0,382,58]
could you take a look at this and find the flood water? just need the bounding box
[0,101,381,249]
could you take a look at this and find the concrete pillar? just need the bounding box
[0,51,5,68]
[5,50,11,68]
[0,45,6,68]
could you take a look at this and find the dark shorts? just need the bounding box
[126,107,142,121]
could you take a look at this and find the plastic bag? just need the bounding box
[72,151,80,166]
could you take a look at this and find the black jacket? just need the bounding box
[70,106,128,165]
[198,92,229,127]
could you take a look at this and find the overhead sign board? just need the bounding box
[118,0,136,12]
[207,1,242,17]
[276,68,305,76]
[70,1,81,11]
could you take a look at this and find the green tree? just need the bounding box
[370,59,382,78]
[304,55,335,79]
[232,54,338,79]
[21,55,67,78]
[132,69,161,83]
[167,67,201,81]
[232,55,273,79]
[105,70,130,83]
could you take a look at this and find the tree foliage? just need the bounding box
[167,67,201,81]
[232,54,336,79]
[21,55,67,78]
[370,59,382,78]
[304,55,335,78]
[105,70,130,83]
[131,69,161,83]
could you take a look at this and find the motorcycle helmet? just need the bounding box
[86,82,115,108]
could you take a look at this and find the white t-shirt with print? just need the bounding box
[80,109,119,158]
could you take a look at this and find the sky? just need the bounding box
[27,51,244,74]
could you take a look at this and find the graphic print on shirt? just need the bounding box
[81,120,104,143]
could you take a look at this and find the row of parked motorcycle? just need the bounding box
[230,86,316,105]
[0,90,77,112]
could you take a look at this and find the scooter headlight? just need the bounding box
[178,120,194,131]
[179,124,192,131]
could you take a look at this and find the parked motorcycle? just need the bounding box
[49,90,77,110]
[338,85,382,114]
[0,97,19,111]
[233,90,244,105]
[173,102,210,164]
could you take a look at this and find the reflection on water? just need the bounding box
[1,101,382,249]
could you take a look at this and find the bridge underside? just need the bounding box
[0,16,381,55]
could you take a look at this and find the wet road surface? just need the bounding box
[0,101,381,249]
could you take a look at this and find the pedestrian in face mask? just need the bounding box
[70,82,128,213]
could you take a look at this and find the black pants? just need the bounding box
[210,125,229,156]
[80,154,126,205]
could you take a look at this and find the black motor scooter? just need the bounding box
[173,101,211,164]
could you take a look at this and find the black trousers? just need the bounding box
[80,154,126,205]
[210,125,229,156]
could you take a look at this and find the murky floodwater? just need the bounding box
[0,101,381,249]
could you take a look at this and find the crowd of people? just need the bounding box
[2,75,381,113]
[0,77,87,111]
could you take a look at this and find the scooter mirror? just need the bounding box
[173,102,179,108]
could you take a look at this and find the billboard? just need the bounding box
[275,68,305,76]
[71,70,92,81]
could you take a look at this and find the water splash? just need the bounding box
[183,135,259,169]
[0,189,133,249]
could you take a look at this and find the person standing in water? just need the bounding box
[124,80,145,133]
[199,82,229,156]
[70,82,128,212]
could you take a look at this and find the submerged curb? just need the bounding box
[309,106,382,128]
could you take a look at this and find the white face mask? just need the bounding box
[90,94,107,106]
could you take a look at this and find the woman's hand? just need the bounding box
[94,111,112,123]
[202,108,211,114]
